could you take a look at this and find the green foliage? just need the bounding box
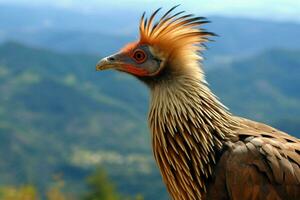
[0,169,134,200]
[83,168,144,200]
[83,168,119,200]
[0,185,38,200]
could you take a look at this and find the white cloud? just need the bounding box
[1,0,300,22]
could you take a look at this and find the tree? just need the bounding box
[83,168,119,200]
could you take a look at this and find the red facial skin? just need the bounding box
[120,64,149,76]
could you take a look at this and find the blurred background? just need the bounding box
[0,0,299,199]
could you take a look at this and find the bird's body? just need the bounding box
[148,69,300,199]
[96,6,300,200]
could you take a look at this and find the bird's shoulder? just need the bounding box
[211,118,300,199]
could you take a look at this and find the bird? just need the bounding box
[95,6,300,200]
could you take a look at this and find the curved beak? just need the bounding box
[96,53,124,71]
[96,57,114,71]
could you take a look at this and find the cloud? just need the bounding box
[1,0,300,22]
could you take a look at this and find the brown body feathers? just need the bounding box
[142,6,300,200]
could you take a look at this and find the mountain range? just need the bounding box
[0,41,299,199]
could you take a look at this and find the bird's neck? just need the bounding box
[148,65,238,199]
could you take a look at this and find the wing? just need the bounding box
[207,119,300,200]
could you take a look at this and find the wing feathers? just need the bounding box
[222,118,300,199]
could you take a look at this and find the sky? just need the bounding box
[0,0,300,22]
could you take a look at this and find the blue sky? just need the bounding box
[1,0,300,22]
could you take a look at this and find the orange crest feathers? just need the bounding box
[139,5,214,58]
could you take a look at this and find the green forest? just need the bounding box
[0,42,299,199]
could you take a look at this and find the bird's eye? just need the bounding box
[132,49,147,63]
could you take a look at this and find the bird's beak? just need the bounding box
[96,54,122,71]
[96,53,149,76]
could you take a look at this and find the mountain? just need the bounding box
[0,42,160,198]
[0,42,299,199]
[207,48,300,125]
[207,17,300,56]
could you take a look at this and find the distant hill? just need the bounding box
[0,42,299,199]
[207,48,300,131]
[208,17,300,56]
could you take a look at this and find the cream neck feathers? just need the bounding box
[148,63,238,199]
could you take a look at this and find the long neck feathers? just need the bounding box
[147,61,238,199]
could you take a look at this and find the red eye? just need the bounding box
[132,49,147,63]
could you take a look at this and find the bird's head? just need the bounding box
[96,6,213,83]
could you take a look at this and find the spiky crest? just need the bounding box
[139,6,214,60]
